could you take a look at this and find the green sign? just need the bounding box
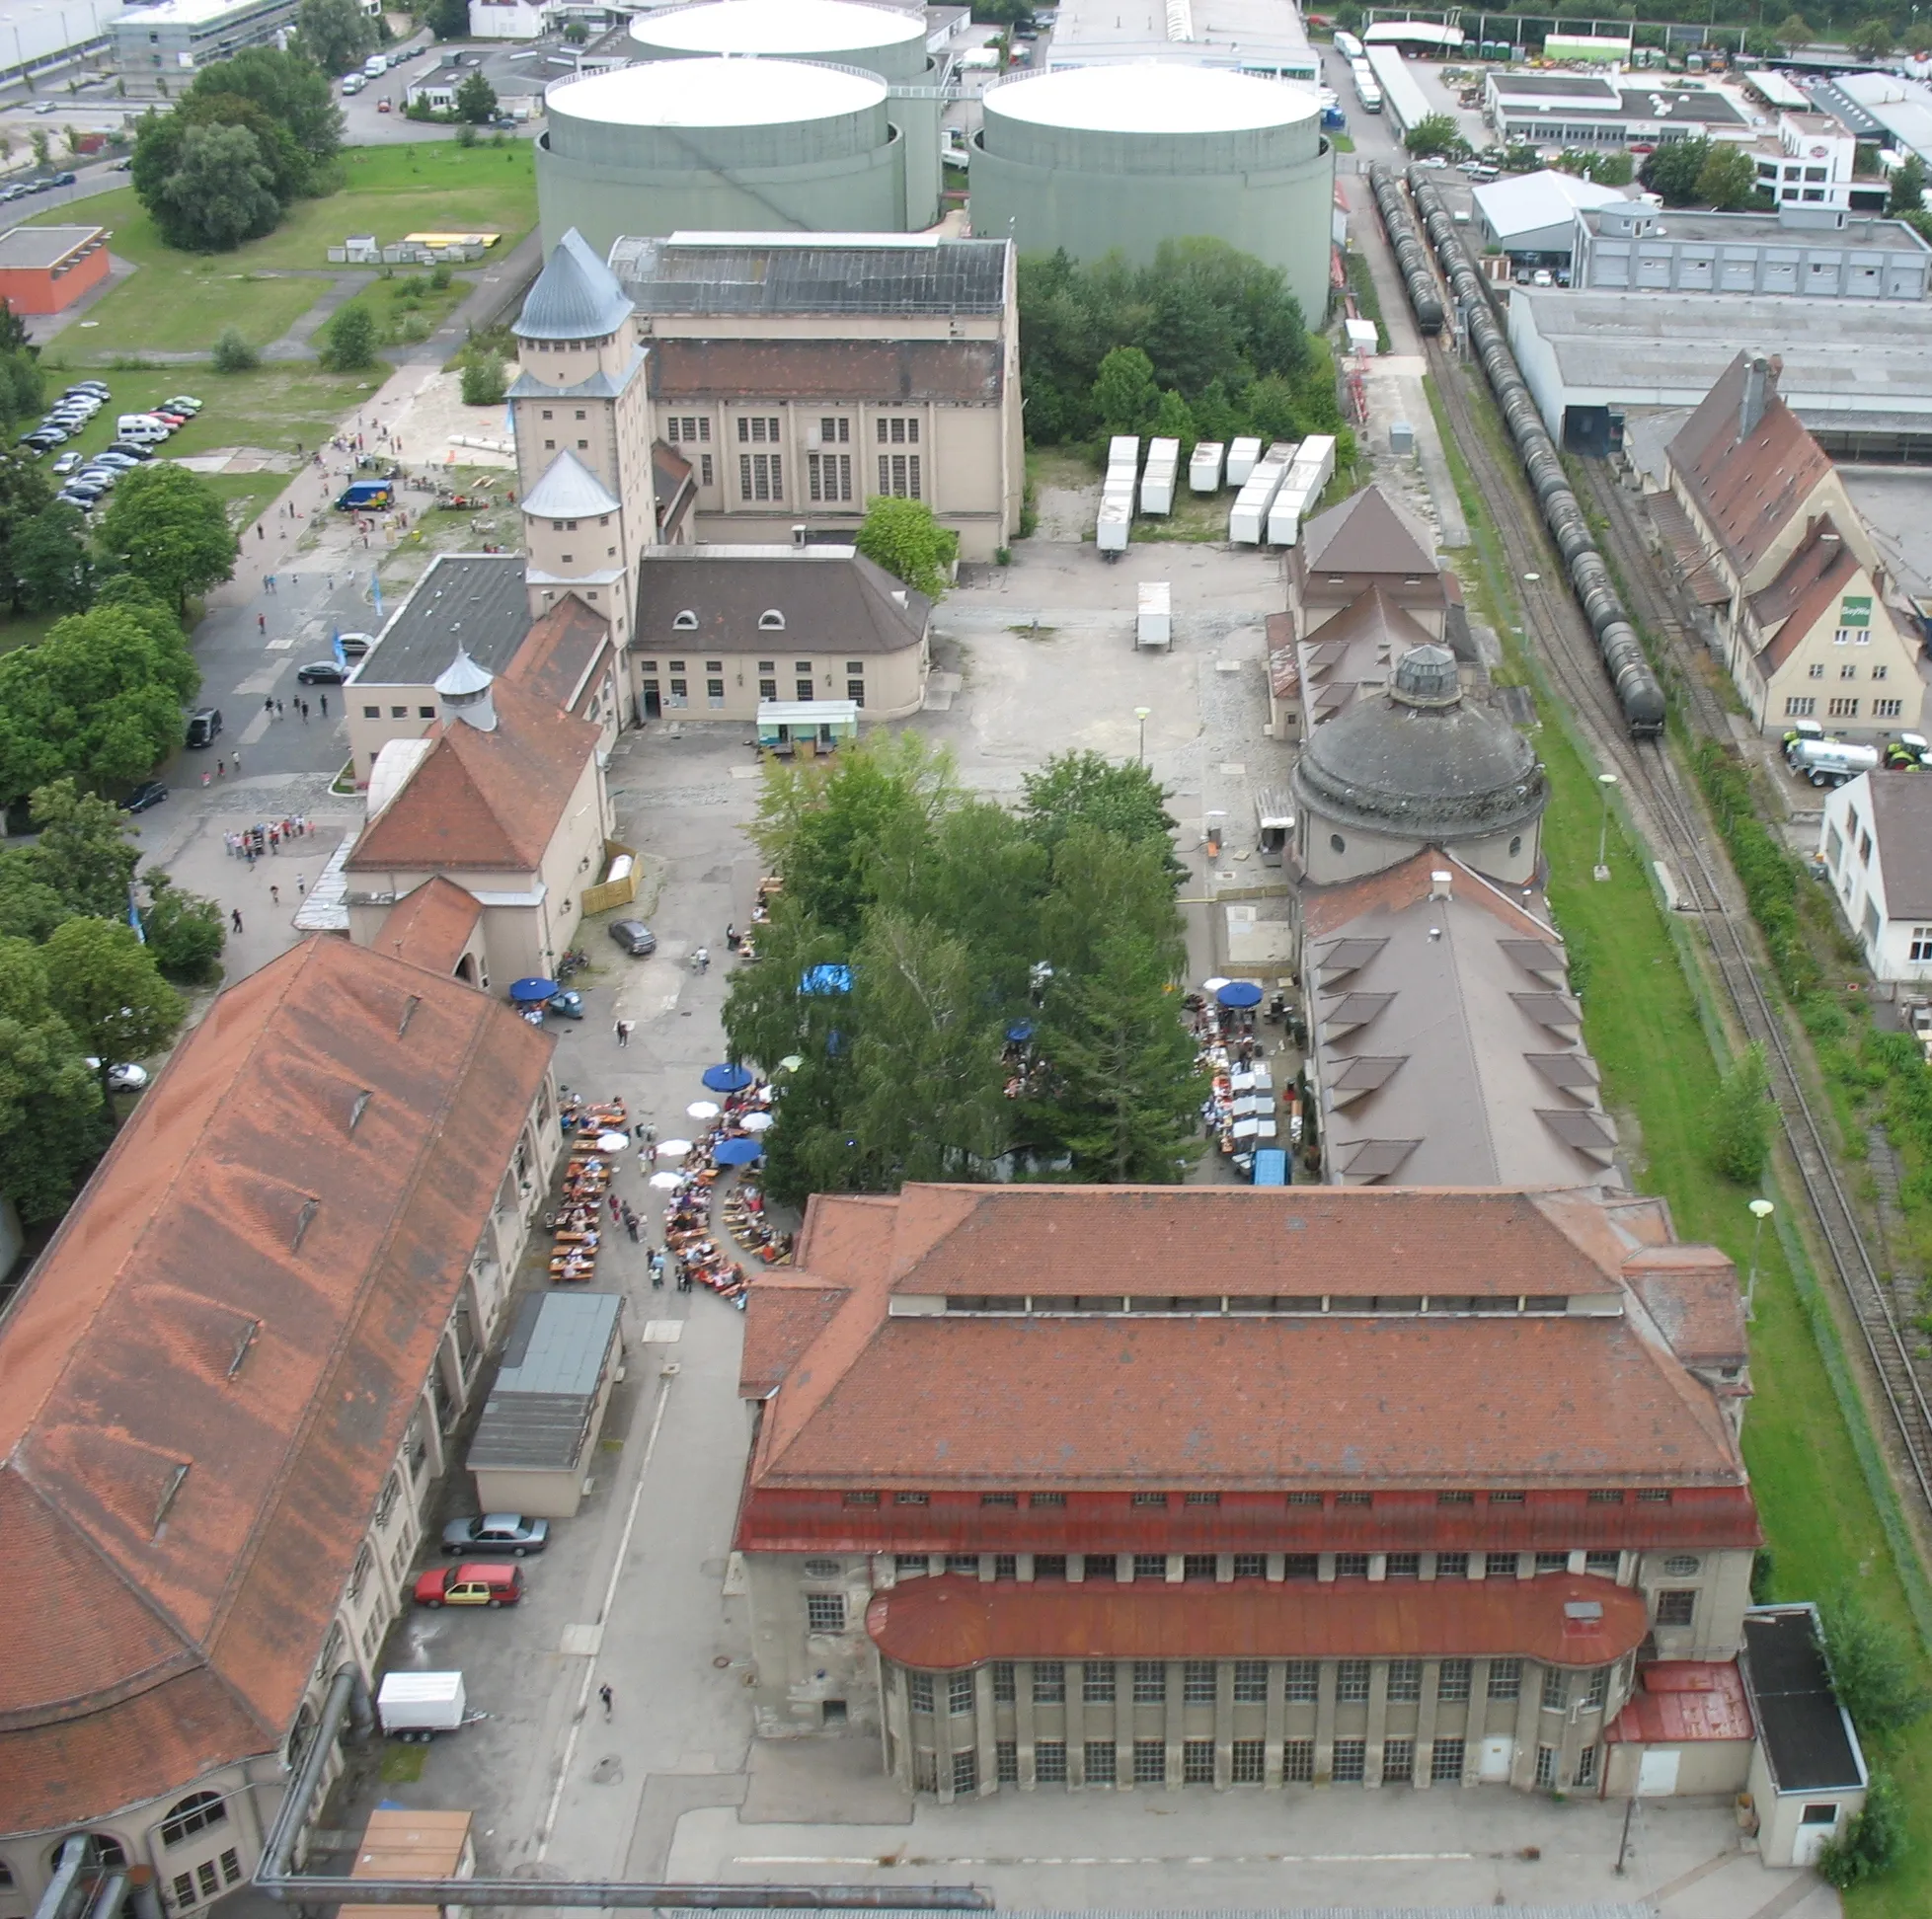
[1840,595,1872,627]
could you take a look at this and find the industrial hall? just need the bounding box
[734,1183,1760,1803]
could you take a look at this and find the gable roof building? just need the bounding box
[1818,772,1932,981]
[732,1182,1757,1798]
[0,935,560,1897]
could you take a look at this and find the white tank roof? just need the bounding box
[630,0,923,56]
[548,56,887,127]
[984,62,1319,134]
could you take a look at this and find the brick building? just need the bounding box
[734,1185,1757,1802]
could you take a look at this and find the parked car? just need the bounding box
[296,659,349,684]
[119,783,167,816]
[51,171,75,186]
[337,631,375,656]
[85,1056,151,1090]
[105,441,155,460]
[607,918,657,957]
[51,452,80,474]
[33,100,53,115]
[162,395,203,414]
[91,451,139,469]
[66,381,110,397]
[440,1512,550,1556]
[413,1562,523,1608]
[185,707,222,748]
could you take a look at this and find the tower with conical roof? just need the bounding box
[510,228,658,652]
[435,647,499,732]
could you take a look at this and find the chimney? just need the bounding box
[1429,869,1453,900]
[1739,353,1776,442]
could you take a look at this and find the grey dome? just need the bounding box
[1293,646,1546,838]
[514,229,635,341]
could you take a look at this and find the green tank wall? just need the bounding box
[625,30,931,84]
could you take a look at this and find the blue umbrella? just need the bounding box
[702,1063,755,1093]
[1216,980,1264,1009]
[1006,1019,1036,1042]
[714,1136,763,1165]
[800,963,853,996]
[508,976,559,1003]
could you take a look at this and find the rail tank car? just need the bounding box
[1392,167,1664,737]
[1366,162,1443,335]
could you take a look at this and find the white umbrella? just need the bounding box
[596,1130,630,1152]
[649,1171,682,1190]
[687,1100,722,1120]
[739,1111,775,1133]
[1202,976,1231,993]
[657,1138,694,1160]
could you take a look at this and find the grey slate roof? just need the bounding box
[608,234,1009,316]
[514,228,636,341]
[352,554,532,687]
[507,345,647,403]
[634,546,931,654]
[467,1290,623,1474]
[1742,1607,1867,1793]
[1867,773,1932,918]
[521,448,622,520]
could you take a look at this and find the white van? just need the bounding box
[116,414,171,441]
[363,53,387,76]
[342,72,365,95]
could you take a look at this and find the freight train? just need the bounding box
[1366,161,1442,335]
[1378,163,1666,737]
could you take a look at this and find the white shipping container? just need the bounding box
[1144,437,1181,468]
[1228,441,1299,545]
[1097,500,1131,554]
[1268,481,1313,547]
[1136,580,1171,649]
[378,1671,466,1734]
[1291,434,1338,498]
[1140,459,1176,515]
[1108,435,1141,475]
[1190,442,1225,493]
[1226,437,1263,486]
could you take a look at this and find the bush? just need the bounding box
[318,301,378,371]
[1816,1772,1907,1887]
[211,327,260,373]
[1818,1587,1932,1736]
[1707,1042,1771,1184]
[459,352,506,406]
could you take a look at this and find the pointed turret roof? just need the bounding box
[1300,484,1436,577]
[434,646,495,697]
[514,228,636,342]
[521,448,622,520]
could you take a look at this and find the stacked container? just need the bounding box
[1189,441,1225,493]
[1098,435,1140,560]
[1264,434,1338,547]
[1226,436,1262,486]
[1227,439,1299,545]
[1139,437,1180,516]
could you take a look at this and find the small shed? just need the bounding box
[342,1809,476,1919]
[466,1290,625,1518]
[1741,1604,1869,1868]
[1602,1659,1755,1800]
[755,699,860,754]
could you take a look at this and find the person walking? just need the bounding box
[650,1248,664,1288]
[275,699,284,719]
[270,884,280,906]
[598,1683,614,1720]
[692,946,709,974]
[318,693,328,716]
[298,701,309,725]
[231,908,243,933]
[615,1018,633,1047]
[264,695,274,720]
[624,1207,641,1244]
[257,614,267,635]
[609,1193,622,1225]
[232,751,242,775]
[216,758,225,779]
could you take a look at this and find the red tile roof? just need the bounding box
[1606,1659,1752,1744]
[1667,353,1831,581]
[1747,516,1862,670]
[347,675,599,873]
[741,1188,1750,1497]
[372,877,483,976]
[502,595,612,721]
[865,1572,1648,1670]
[0,937,553,1834]
[650,338,1003,406]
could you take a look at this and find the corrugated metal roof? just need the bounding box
[467,1291,622,1474]
[514,228,636,341]
[611,233,1008,314]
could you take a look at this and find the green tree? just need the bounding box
[1028,930,1203,1182]
[0,849,71,943]
[563,18,588,41]
[27,778,143,921]
[1147,388,1197,461]
[143,119,281,252]
[1851,16,1895,60]
[1775,12,1814,46]
[296,0,378,74]
[319,299,379,370]
[1696,142,1760,211]
[140,868,226,982]
[99,461,238,612]
[211,326,260,372]
[29,128,48,169]
[1021,750,1182,872]
[1403,112,1463,158]
[854,496,957,600]
[425,0,471,37]
[459,350,507,406]
[0,935,108,1221]
[1641,136,1713,206]
[1707,1042,1771,1183]
[1890,151,1925,215]
[1589,150,1635,187]
[42,915,184,1106]
[12,502,94,614]
[1818,1587,1932,1735]
[0,448,54,612]
[455,68,499,123]
[187,46,342,176]
[1816,1773,1907,1888]
[1091,344,1159,435]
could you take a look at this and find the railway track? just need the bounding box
[1425,337,1932,1527]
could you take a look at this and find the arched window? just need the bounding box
[347,1545,373,1601]
[1509,834,1523,858]
[373,1473,400,1529]
[1329,833,1346,856]
[758,609,786,630]
[46,1837,126,1877]
[160,1795,226,1849]
[672,610,698,630]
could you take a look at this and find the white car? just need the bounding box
[85,1058,150,1093]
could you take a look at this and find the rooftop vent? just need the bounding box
[1429,869,1453,900]
[1390,645,1460,709]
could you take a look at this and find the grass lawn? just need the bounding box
[1426,364,1932,1913]
[25,142,536,359]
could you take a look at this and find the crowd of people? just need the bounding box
[1188,993,1298,1179]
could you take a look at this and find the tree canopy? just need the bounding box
[855,497,957,598]
[1403,114,1464,159]
[98,461,238,612]
[0,935,108,1222]
[1018,238,1339,448]
[455,70,500,123]
[0,602,199,806]
[43,915,186,1105]
[295,0,379,76]
[722,736,1203,1202]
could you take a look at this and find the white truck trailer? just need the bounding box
[377,1672,468,1743]
[1136,580,1172,649]
[1189,441,1225,493]
[1228,440,1299,545]
[1225,436,1262,487]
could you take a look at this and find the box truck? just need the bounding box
[377,1671,467,1742]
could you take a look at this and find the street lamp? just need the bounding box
[1134,706,1151,765]
[1594,772,1618,882]
[1745,1197,1775,1321]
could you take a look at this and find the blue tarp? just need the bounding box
[1252,1149,1288,1187]
[800,964,853,996]
[508,976,559,1003]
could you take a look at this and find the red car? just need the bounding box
[413,1562,522,1608]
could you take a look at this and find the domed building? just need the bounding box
[1291,644,1547,888]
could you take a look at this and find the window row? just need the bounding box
[852,1487,1675,1509]
[892,1549,1633,1580]
[937,1292,1581,1318]
[640,660,860,673]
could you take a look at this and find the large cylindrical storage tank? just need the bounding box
[969,65,1333,319]
[538,57,907,258]
[627,0,929,83]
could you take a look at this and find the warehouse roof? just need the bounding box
[0,223,103,269]
[353,554,531,685]
[468,1291,623,1474]
[611,232,1008,316]
[1578,203,1931,253]
[1861,775,1932,919]
[649,337,1003,405]
[635,546,929,653]
[1742,1607,1867,1793]
[1475,169,1628,244]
